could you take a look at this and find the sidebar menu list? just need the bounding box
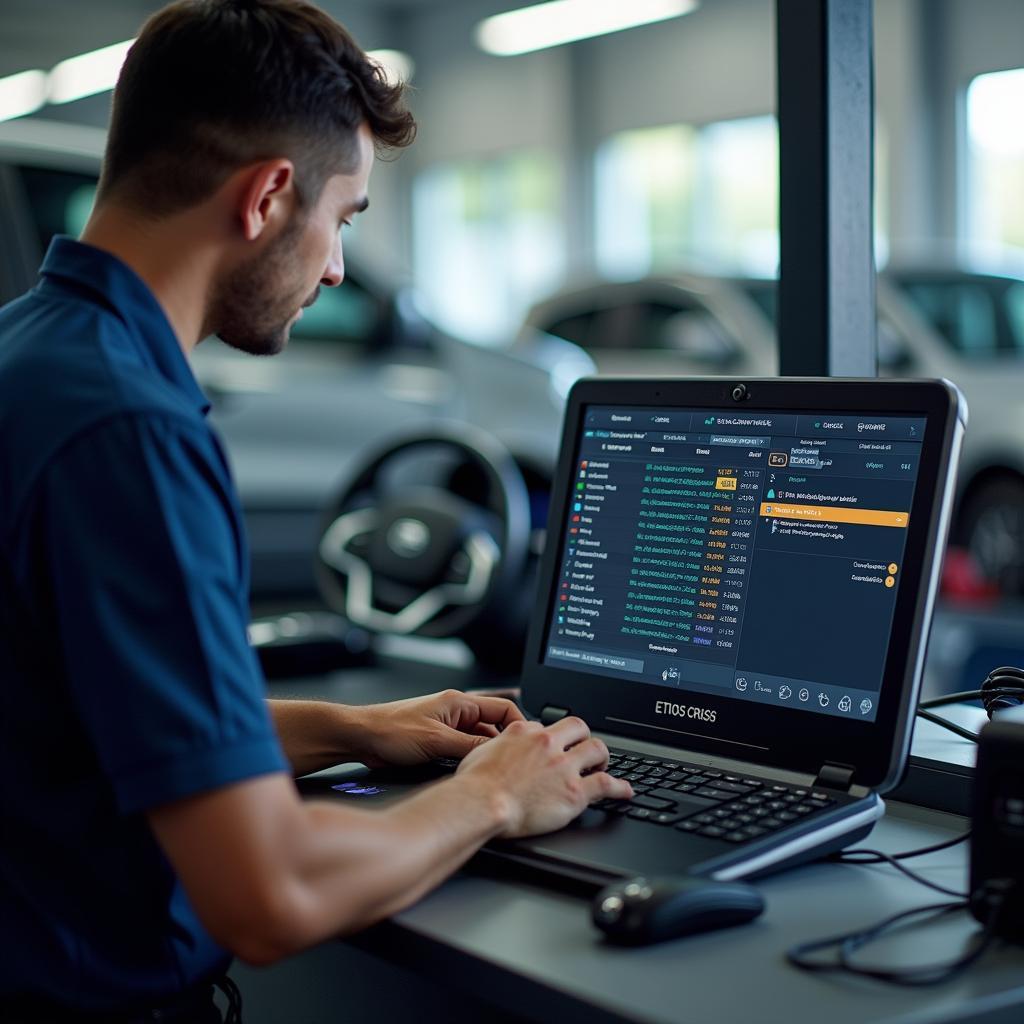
[550,417,762,689]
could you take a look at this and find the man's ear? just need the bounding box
[236,159,296,242]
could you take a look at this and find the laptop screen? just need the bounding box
[541,404,927,725]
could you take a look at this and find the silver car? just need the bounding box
[520,269,1024,592]
[0,119,588,606]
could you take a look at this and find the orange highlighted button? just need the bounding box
[760,501,910,528]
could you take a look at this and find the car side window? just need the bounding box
[542,299,736,365]
[288,279,380,350]
[12,163,385,357]
[13,165,97,255]
[877,317,915,370]
[541,309,599,349]
[640,301,736,364]
[1006,282,1024,353]
[899,281,999,357]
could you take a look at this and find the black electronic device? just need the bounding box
[970,703,1024,941]
[592,875,765,945]
[317,378,966,891]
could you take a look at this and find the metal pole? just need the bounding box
[776,0,876,376]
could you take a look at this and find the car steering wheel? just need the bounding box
[316,425,532,645]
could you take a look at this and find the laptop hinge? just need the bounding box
[540,705,570,726]
[814,762,856,793]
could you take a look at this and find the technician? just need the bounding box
[0,1,631,1019]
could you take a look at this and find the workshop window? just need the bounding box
[965,67,1024,259]
[595,116,778,279]
[596,114,888,278]
[413,151,564,345]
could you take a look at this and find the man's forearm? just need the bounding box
[148,769,510,967]
[274,773,509,958]
[267,698,366,776]
[150,717,624,966]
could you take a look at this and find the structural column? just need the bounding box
[776,0,876,376]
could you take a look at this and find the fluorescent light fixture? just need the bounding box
[476,0,698,56]
[5,37,409,120]
[48,38,134,105]
[367,48,415,84]
[0,69,47,123]
[968,68,1024,158]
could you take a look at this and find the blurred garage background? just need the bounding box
[1,0,1023,697]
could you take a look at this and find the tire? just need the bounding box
[960,476,1024,596]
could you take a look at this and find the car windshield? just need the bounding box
[736,279,778,324]
[888,273,1024,359]
[11,165,97,262]
[289,280,379,349]
[10,162,385,356]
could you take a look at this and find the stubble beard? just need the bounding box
[210,216,318,357]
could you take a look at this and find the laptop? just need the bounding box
[305,376,966,891]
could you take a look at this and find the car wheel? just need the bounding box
[961,476,1024,596]
[315,425,533,661]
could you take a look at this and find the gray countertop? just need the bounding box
[266,661,1022,1024]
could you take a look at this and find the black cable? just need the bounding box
[835,829,971,862]
[789,833,1000,984]
[916,707,983,743]
[980,667,1024,716]
[787,892,1006,986]
[831,831,971,899]
[794,664,1024,984]
[214,975,244,1024]
[919,687,1024,710]
[833,849,966,898]
[915,665,1024,742]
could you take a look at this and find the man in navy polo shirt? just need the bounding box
[0,2,631,1019]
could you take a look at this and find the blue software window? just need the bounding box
[543,406,926,723]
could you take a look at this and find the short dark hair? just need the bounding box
[98,0,416,215]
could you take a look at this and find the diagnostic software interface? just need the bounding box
[542,405,927,723]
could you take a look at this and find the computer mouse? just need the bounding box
[592,875,765,945]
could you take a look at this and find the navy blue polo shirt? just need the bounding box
[0,237,288,1010]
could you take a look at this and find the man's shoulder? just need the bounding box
[0,290,217,539]
[1,286,205,443]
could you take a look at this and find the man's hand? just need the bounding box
[353,689,526,768]
[455,716,633,838]
[152,708,631,964]
[267,691,524,776]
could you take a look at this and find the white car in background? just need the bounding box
[0,119,591,608]
[521,268,1024,593]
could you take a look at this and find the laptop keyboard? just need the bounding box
[596,748,838,844]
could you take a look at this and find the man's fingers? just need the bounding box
[462,694,526,730]
[582,772,633,804]
[438,729,488,759]
[472,723,501,738]
[546,714,591,750]
[569,736,610,774]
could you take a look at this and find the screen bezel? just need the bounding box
[520,377,963,791]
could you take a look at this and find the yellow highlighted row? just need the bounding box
[760,501,910,528]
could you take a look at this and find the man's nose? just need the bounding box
[322,238,344,287]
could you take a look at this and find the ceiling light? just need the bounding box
[48,38,134,105]
[0,69,47,123]
[476,0,698,57]
[367,49,415,85]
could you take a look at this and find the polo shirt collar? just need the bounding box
[40,236,211,416]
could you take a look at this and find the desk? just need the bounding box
[234,662,1024,1024]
